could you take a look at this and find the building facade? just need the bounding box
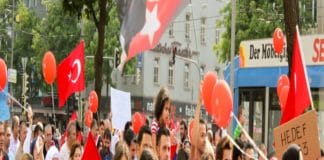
[115,0,227,122]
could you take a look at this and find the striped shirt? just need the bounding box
[151,119,160,134]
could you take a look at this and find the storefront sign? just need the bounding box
[151,42,199,58]
[239,34,324,68]
[273,110,320,160]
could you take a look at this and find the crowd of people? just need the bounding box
[0,87,323,160]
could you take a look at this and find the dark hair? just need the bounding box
[177,148,189,160]
[138,125,152,145]
[156,127,170,146]
[99,120,104,126]
[216,137,233,160]
[244,143,254,151]
[282,144,300,160]
[180,120,187,131]
[103,128,111,141]
[124,121,132,133]
[90,119,98,129]
[140,148,157,160]
[232,139,245,160]
[124,129,136,147]
[154,87,170,121]
[321,149,324,157]
[70,143,82,159]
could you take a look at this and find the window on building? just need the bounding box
[153,58,159,84]
[200,17,206,46]
[200,66,205,80]
[215,29,220,44]
[168,62,174,87]
[184,63,189,88]
[169,23,174,38]
[185,13,191,40]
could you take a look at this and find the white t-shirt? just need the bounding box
[59,142,70,160]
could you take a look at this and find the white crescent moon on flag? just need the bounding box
[71,59,81,83]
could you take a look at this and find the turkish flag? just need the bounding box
[118,0,189,67]
[81,132,100,160]
[280,26,312,124]
[57,41,85,107]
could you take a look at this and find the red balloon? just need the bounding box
[84,110,93,128]
[279,85,289,112]
[273,28,285,54]
[211,80,233,128]
[132,112,144,134]
[277,75,289,97]
[202,71,217,115]
[88,91,98,113]
[42,51,57,84]
[0,58,7,92]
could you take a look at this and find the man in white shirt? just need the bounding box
[8,116,19,156]
[59,121,77,160]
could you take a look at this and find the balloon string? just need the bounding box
[4,92,28,111]
[231,112,268,160]
[223,130,256,160]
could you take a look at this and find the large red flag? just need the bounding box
[117,0,189,69]
[280,26,312,124]
[57,41,85,107]
[81,132,100,160]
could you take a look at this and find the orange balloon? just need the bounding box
[273,28,285,54]
[211,80,233,128]
[0,58,7,92]
[42,51,57,84]
[202,71,217,115]
[132,112,144,134]
[277,74,289,97]
[88,91,98,113]
[279,85,289,112]
[84,110,93,128]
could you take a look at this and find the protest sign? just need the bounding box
[274,110,320,159]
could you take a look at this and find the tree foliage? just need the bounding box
[214,0,316,63]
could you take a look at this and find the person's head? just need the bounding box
[31,136,44,160]
[44,124,54,144]
[124,121,133,134]
[177,148,189,160]
[138,125,152,157]
[90,119,99,138]
[207,129,213,144]
[4,126,11,149]
[125,129,137,159]
[33,122,43,139]
[0,122,5,152]
[12,116,19,138]
[282,144,303,160]
[114,142,131,160]
[21,153,33,160]
[258,143,267,160]
[19,120,28,143]
[154,87,171,126]
[179,120,187,142]
[70,143,82,160]
[198,119,207,153]
[156,127,170,160]
[67,121,77,149]
[232,139,244,160]
[102,128,111,150]
[213,129,221,146]
[238,106,246,125]
[216,137,233,160]
[139,148,158,160]
[201,139,215,160]
[243,143,255,160]
[99,120,105,137]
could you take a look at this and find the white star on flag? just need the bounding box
[140,4,161,45]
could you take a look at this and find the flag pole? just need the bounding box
[295,26,315,111]
[51,84,56,126]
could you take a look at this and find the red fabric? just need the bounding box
[127,0,186,60]
[280,28,312,124]
[170,144,177,160]
[82,132,101,160]
[57,41,85,107]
